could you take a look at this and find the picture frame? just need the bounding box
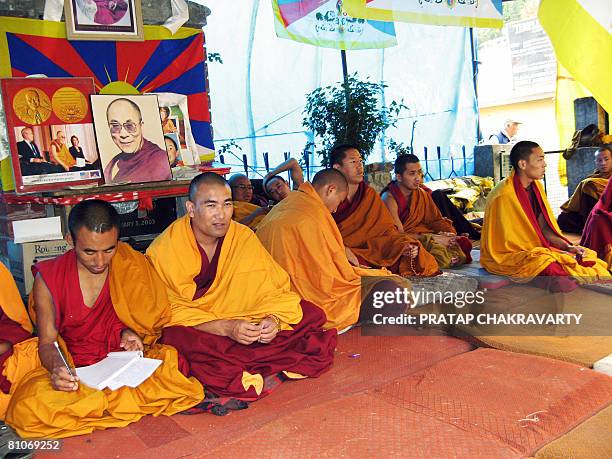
[64,0,144,41]
[0,77,103,194]
[91,94,172,185]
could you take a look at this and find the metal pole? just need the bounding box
[469,27,482,143]
[341,49,349,112]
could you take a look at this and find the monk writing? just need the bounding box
[330,144,439,276]
[147,173,337,414]
[0,262,36,419]
[480,141,610,292]
[557,146,612,233]
[381,154,472,269]
[229,173,270,229]
[5,200,203,438]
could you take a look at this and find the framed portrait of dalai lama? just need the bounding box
[64,0,144,41]
[91,94,172,185]
[0,77,103,194]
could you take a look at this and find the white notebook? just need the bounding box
[76,351,162,391]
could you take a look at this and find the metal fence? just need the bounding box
[216,147,569,215]
[217,145,476,184]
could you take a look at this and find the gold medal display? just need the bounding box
[52,87,89,123]
[13,87,52,125]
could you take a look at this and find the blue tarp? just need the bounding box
[204,1,478,179]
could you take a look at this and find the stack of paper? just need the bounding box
[76,351,162,391]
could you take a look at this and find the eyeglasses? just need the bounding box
[109,122,140,134]
[231,185,254,190]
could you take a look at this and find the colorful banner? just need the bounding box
[343,0,503,28]
[539,0,612,114]
[0,17,214,165]
[272,0,397,50]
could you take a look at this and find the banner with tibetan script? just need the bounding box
[272,0,397,50]
[343,0,503,28]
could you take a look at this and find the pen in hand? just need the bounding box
[53,341,79,391]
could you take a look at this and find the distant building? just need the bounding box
[478,17,559,151]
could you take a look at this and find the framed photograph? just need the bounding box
[64,0,144,41]
[155,92,201,166]
[0,77,103,194]
[91,94,172,185]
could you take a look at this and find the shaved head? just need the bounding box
[228,173,249,186]
[68,199,120,241]
[311,168,348,213]
[312,168,348,193]
[188,172,229,202]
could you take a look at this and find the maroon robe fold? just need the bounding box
[580,179,612,266]
[162,300,335,400]
[104,139,172,184]
[161,237,337,400]
[0,310,32,394]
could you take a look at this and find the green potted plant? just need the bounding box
[303,73,409,166]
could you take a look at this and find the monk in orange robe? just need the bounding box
[147,173,337,414]
[381,154,472,269]
[257,169,408,331]
[229,173,269,229]
[330,144,439,277]
[557,146,611,233]
[580,179,612,270]
[5,200,203,439]
[0,262,37,420]
[481,141,610,292]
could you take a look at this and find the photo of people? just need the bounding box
[65,0,143,40]
[155,93,201,165]
[164,133,183,168]
[75,0,129,26]
[1,77,102,193]
[91,94,172,185]
[13,124,102,184]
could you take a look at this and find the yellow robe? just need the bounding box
[147,216,304,328]
[0,262,38,420]
[50,140,76,169]
[232,200,265,230]
[257,182,402,330]
[481,171,610,282]
[5,243,203,439]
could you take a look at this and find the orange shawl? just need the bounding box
[146,216,303,328]
[481,171,610,281]
[0,262,32,334]
[232,201,265,229]
[334,182,439,276]
[257,182,401,330]
[387,182,455,234]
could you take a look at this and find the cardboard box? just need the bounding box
[8,239,70,296]
[0,203,48,239]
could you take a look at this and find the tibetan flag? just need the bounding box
[343,0,503,28]
[539,0,612,114]
[0,17,214,161]
[272,0,397,50]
